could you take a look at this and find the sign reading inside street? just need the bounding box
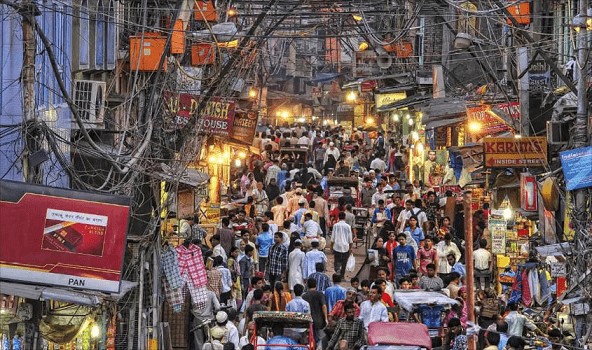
[0,180,130,293]
[483,137,547,167]
[559,146,592,191]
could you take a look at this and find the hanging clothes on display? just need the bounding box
[162,242,209,312]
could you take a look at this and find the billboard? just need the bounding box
[163,93,235,136]
[483,137,547,167]
[0,180,131,293]
[559,146,592,191]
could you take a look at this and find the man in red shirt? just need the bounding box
[330,287,361,319]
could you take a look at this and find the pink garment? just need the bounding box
[521,269,532,307]
[176,244,208,288]
[417,247,438,275]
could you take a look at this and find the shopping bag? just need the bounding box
[346,254,356,272]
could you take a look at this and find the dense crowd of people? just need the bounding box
[173,123,571,350]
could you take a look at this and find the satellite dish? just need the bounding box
[377,54,392,69]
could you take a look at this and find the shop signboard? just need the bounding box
[559,146,592,191]
[466,102,520,135]
[550,262,566,277]
[230,111,258,145]
[374,92,407,109]
[483,137,547,167]
[520,173,538,211]
[529,60,551,93]
[0,180,130,293]
[489,217,507,254]
[205,203,221,223]
[163,93,235,136]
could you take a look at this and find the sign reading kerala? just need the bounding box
[163,92,235,136]
[483,137,547,167]
[231,111,258,145]
[0,180,130,293]
[466,102,520,135]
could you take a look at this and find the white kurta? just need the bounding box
[288,248,306,290]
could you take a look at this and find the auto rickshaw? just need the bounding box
[253,311,314,350]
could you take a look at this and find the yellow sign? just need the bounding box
[483,137,547,167]
[206,203,221,223]
[374,92,407,108]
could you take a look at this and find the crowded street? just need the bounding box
[1,0,591,349]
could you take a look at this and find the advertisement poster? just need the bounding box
[0,180,130,293]
[559,146,592,191]
[483,137,547,167]
[489,217,507,254]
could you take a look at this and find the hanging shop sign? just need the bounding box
[483,137,547,167]
[529,60,551,93]
[550,262,566,278]
[559,146,592,191]
[0,180,130,293]
[374,92,407,109]
[230,111,258,145]
[520,173,538,211]
[466,102,520,135]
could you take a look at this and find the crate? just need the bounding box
[194,0,217,22]
[191,43,216,66]
[171,19,185,54]
[129,33,167,71]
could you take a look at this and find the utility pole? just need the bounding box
[571,0,591,346]
[517,47,530,136]
[21,2,39,183]
[464,190,475,350]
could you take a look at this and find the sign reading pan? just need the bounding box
[483,137,547,168]
[0,180,131,293]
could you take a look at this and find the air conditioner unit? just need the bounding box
[73,80,106,126]
[547,120,570,145]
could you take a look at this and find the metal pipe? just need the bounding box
[463,190,475,350]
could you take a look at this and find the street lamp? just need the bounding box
[346,90,357,102]
[468,120,483,133]
[248,86,258,98]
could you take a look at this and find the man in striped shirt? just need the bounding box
[418,263,444,291]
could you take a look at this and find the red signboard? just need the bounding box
[163,93,235,136]
[467,101,520,135]
[0,180,130,293]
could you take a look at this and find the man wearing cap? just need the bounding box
[330,288,361,319]
[324,142,340,167]
[288,240,306,291]
[209,311,239,349]
[303,239,328,278]
[287,188,308,216]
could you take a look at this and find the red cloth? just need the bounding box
[521,269,532,307]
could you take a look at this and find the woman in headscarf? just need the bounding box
[323,154,337,176]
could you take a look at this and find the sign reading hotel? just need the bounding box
[163,92,235,136]
[466,102,520,135]
[483,137,547,167]
[0,180,130,293]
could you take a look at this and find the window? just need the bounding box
[415,16,425,67]
[79,0,90,68]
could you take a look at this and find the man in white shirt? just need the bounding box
[396,199,415,233]
[298,134,310,147]
[331,212,353,277]
[211,234,227,263]
[324,142,340,165]
[505,303,538,337]
[359,284,389,330]
[369,155,387,173]
[302,212,325,250]
[474,238,493,290]
[371,183,388,207]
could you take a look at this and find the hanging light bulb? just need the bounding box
[392,113,400,122]
[408,117,414,126]
[91,324,101,338]
[358,42,369,51]
[503,207,513,220]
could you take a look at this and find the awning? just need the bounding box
[154,163,210,187]
[377,95,431,112]
[421,98,467,121]
[425,116,465,129]
[0,280,137,306]
[309,72,342,84]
